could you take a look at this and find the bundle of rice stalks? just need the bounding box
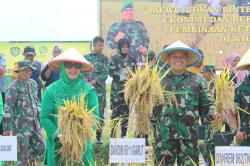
[124,62,171,136]
[211,68,235,133]
[57,95,98,165]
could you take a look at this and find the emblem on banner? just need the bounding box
[10,47,20,57]
[38,46,48,56]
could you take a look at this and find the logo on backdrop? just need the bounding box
[38,46,48,57]
[10,47,20,57]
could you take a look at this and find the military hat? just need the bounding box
[121,0,134,12]
[14,60,35,73]
[157,40,202,67]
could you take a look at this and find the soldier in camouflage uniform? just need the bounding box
[201,65,217,165]
[202,65,216,93]
[83,36,109,144]
[152,41,221,165]
[106,0,149,62]
[3,60,45,166]
[235,49,250,146]
[110,38,136,138]
[11,46,42,101]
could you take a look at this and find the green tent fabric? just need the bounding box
[120,0,134,12]
[40,64,99,166]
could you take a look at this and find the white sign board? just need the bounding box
[0,136,17,161]
[0,0,99,41]
[215,146,250,166]
[109,138,145,163]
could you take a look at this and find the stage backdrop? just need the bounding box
[101,0,249,68]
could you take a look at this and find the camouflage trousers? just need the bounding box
[110,92,129,138]
[154,139,199,166]
[14,120,45,166]
[96,93,106,140]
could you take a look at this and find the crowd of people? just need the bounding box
[0,0,249,165]
[0,38,249,166]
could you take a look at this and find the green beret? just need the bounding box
[121,0,134,12]
[203,65,216,73]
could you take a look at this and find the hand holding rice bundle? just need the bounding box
[211,68,235,133]
[124,62,169,136]
[57,95,98,165]
[41,48,99,166]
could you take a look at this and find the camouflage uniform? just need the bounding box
[11,60,42,101]
[83,53,109,140]
[3,79,45,165]
[106,20,150,61]
[152,71,216,166]
[235,75,250,146]
[109,53,136,137]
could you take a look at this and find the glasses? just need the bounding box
[64,62,82,69]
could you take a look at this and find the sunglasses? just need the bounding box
[64,62,82,69]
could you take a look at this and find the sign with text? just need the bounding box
[109,138,145,163]
[101,1,249,69]
[0,136,17,161]
[215,146,250,166]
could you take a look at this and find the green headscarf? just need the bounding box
[121,0,134,12]
[60,62,83,86]
[46,63,85,105]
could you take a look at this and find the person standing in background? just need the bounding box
[11,46,42,101]
[109,38,137,138]
[3,60,45,165]
[41,44,63,88]
[83,36,109,144]
[224,52,248,85]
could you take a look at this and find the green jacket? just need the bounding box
[41,75,99,166]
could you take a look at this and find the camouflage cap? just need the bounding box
[202,65,216,73]
[121,0,134,12]
[14,60,34,73]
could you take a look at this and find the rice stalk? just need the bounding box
[211,68,235,133]
[57,94,98,165]
[124,61,172,136]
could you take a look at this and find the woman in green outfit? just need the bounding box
[40,48,99,166]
